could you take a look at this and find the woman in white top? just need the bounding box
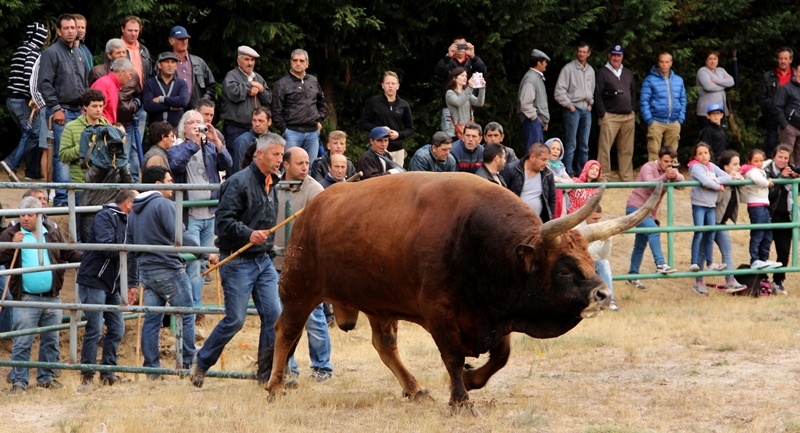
[696,50,735,129]
[444,66,485,138]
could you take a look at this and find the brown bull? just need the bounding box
[262,172,660,413]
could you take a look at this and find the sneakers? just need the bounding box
[750,260,770,269]
[626,279,647,291]
[765,260,783,269]
[36,379,64,389]
[189,354,206,388]
[708,263,727,271]
[9,384,25,395]
[310,369,333,382]
[656,264,677,274]
[608,302,619,312]
[692,281,709,296]
[772,282,788,296]
[723,279,748,294]
[100,375,120,386]
[0,161,19,182]
[689,264,700,272]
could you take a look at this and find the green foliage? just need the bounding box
[1,0,799,165]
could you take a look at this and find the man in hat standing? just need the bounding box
[518,49,551,151]
[166,26,215,110]
[595,44,637,182]
[220,46,271,148]
[143,52,189,129]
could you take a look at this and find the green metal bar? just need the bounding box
[794,182,799,267]
[555,178,799,189]
[612,266,800,281]
[0,314,139,340]
[626,222,800,234]
[184,199,218,208]
[0,360,256,379]
[666,184,675,266]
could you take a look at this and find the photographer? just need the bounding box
[433,37,487,133]
[771,64,800,163]
[764,144,798,295]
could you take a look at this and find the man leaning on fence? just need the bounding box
[0,196,83,394]
[77,190,137,388]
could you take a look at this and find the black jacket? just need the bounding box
[76,205,130,294]
[310,154,356,183]
[698,123,727,164]
[771,78,800,130]
[37,38,88,110]
[760,69,782,114]
[358,149,392,180]
[765,160,792,222]
[272,73,327,132]
[500,160,556,222]
[433,55,487,102]
[594,66,637,117]
[358,94,415,152]
[475,165,507,187]
[215,161,279,256]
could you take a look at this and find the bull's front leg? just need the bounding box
[430,333,482,417]
[463,334,511,391]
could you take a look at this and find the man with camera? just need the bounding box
[764,144,798,295]
[433,37,487,133]
[624,146,681,291]
[772,64,800,163]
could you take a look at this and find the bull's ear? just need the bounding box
[515,244,536,273]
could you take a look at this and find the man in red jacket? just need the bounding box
[91,57,135,124]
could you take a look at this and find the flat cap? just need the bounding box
[157,52,179,62]
[531,49,551,61]
[238,45,260,58]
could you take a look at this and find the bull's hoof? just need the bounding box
[402,388,434,402]
[449,402,482,418]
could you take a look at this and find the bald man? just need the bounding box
[320,153,348,188]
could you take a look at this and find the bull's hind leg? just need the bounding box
[463,334,511,390]
[265,302,317,396]
[366,315,429,400]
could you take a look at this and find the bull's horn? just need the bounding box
[577,183,664,243]
[541,185,606,249]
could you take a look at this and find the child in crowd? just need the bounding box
[567,160,602,214]
[688,141,731,296]
[741,149,782,270]
[698,103,728,164]
[545,138,571,218]
[580,205,618,311]
[703,150,747,293]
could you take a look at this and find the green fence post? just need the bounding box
[667,184,674,267]
[793,181,799,267]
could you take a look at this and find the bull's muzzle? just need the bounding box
[580,286,612,318]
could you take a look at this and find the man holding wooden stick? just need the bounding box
[191,132,285,388]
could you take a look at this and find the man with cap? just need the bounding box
[554,42,595,176]
[165,26,215,110]
[143,52,189,129]
[358,127,404,179]
[698,103,728,160]
[518,49,551,151]
[595,44,637,182]
[220,45,271,149]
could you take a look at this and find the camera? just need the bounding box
[788,164,800,174]
[669,162,680,169]
[456,43,468,50]
[197,125,209,133]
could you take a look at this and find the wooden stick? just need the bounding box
[202,171,363,276]
[216,268,226,370]
[0,250,20,312]
[134,285,144,381]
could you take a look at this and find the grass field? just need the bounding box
[0,180,799,433]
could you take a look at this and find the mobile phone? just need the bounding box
[456,43,467,50]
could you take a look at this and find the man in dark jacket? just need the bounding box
[143,52,189,129]
[500,143,556,222]
[450,123,484,173]
[127,166,196,379]
[475,143,507,186]
[272,49,327,161]
[765,144,798,295]
[77,190,136,387]
[0,197,83,393]
[190,133,286,388]
[760,48,793,157]
[319,153,349,188]
[358,127,404,179]
[38,13,88,206]
[595,44,637,181]
[220,46,271,147]
[164,26,215,110]
[408,132,456,172]
[358,71,414,167]
[310,130,356,182]
[771,64,800,164]
[230,107,272,174]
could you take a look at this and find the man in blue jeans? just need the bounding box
[77,190,136,387]
[554,42,595,176]
[127,166,196,379]
[191,133,286,389]
[0,196,83,394]
[624,146,682,290]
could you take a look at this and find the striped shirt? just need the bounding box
[7,23,48,99]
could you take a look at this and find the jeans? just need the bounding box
[691,205,716,267]
[748,205,773,263]
[521,118,544,152]
[283,129,320,161]
[140,268,195,370]
[594,260,614,303]
[224,123,250,156]
[9,294,61,389]
[626,207,666,274]
[186,217,215,307]
[563,107,591,176]
[288,303,333,375]
[79,285,124,378]
[711,228,735,283]
[47,107,81,206]
[196,254,281,371]
[5,98,39,171]
[0,266,12,333]
[125,107,145,183]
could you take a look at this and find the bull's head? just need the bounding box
[514,184,662,336]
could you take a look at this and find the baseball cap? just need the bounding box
[169,26,191,39]
[369,127,390,140]
[157,52,180,62]
[609,44,624,55]
[707,103,724,114]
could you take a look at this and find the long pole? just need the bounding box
[216,268,226,370]
[134,285,144,381]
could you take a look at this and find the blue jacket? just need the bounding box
[640,66,686,125]
[76,204,129,294]
[450,140,484,173]
[168,138,232,215]
[142,75,189,128]
[408,144,457,172]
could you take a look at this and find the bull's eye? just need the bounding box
[558,269,571,278]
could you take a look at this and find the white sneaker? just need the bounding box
[708,263,727,271]
[689,264,700,272]
[608,302,619,311]
[750,260,769,269]
[656,264,677,274]
[764,260,783,269]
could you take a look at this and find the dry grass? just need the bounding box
[1,184,800,433]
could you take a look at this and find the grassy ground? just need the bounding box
[0,179,799,433]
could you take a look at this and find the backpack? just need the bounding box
[734,264,767,297]
[79,124,128,170]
